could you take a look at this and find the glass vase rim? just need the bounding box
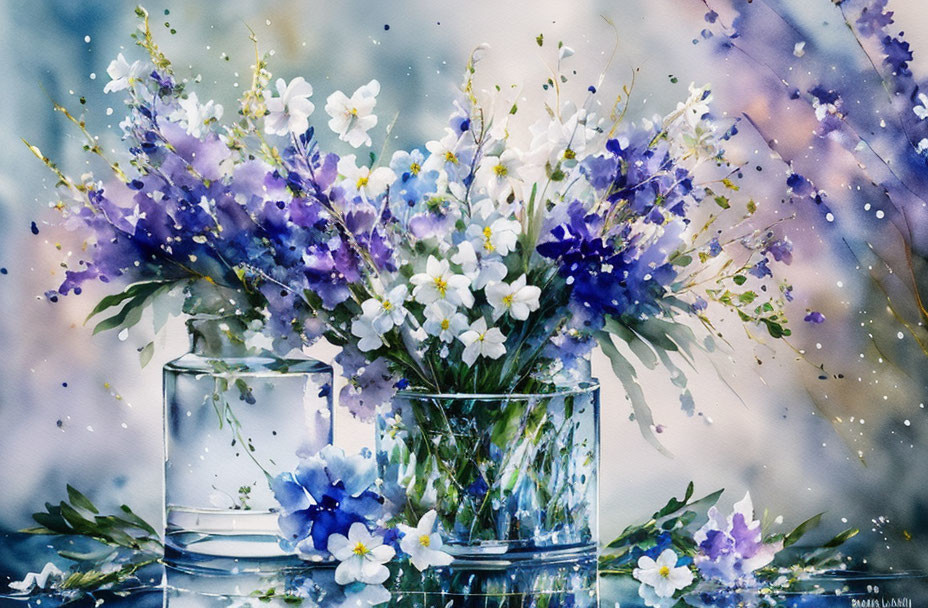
[395,379,600,401]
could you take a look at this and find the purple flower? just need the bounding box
[855,0,893,37]
[762,237,793,265]
[804,311,826,324]
[694,493,782,586]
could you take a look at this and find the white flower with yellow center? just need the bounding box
[325,80,381,148]
[450,241,507,290]
[465,212,521,257]
[328,523,395,585]
[103,53,147,94]
[422,300,468,343]
[632,548,693,599]
[398,510,454,572]
[478,148,523,202]
[264,77,315,136]
[485,275,541,321]
[458,317,506,366]
[423,128,465,174]
[410,255,473,307]
[337,155,397,198]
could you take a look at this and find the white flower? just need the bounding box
[451,241,508,290]
[335,584,392,608]
[338,155,397,198]
[423,300,468,343]
[8,562,65,594]
[918,138,928,155]
[526,103,595,166]
[637,581,677,608]
[458,318,507,366]
[477,149,523,202]
[410,255,474,307]
[632,548,694,599]
[265,77,315,136]
[326,80,380,148]
[359,285,408,334]
[465,202,521,257]
[103,53,146,94]
[398,510,454,572]
[170,92,223,138]
[485,275,541,321]
[423,128,471,178]
[328,523,395,585]
[351,316,384,352]
[914,93,928,121]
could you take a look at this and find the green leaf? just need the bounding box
[536,33,544,47]
[596,331,671,456]
[31,505,71,534]
[119,505,159,537]
[783,512,824,547]
[85,280,171,322]
[67,485,99,514]
[732,275,747,286]
[822,527,859,548]
[139,341,155,367]
[58,547,117,562]
[714,195,731,209]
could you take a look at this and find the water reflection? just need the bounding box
[164,557,599,607]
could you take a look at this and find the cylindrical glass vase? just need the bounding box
[376,382,599,565]
[163,316,333,568]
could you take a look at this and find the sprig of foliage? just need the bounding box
[23,485,162,555]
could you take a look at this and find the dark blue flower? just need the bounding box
[272,446,384,556]
[882,35,913,78]
[748,258,772,279]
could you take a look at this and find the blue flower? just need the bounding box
[748,258,772,279]
[389,149,439,209]
[272,446,384,557]
[882,35,913,78]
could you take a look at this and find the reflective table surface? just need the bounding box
[1,534,925,606]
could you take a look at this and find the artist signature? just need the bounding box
[851,598,913,608]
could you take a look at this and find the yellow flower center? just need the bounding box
[434,276,448,296]
[444,151,458,164]
[502,294,514,307]
[482,226,495,252]
[356,175,369,189]
[440,319,450,330]
[419,535,432,547]
[353,542,369,556]
[477,332,486,342]
[349,108,359,116]
[564,147,576,160]
[658,566,670,578]
[409,162,421,175]
[493,164,508,177]
[382,300,393,311]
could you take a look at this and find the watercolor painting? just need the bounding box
[0,0,926,605]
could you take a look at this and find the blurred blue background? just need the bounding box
[1,0,927,575]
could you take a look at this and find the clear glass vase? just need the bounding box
[376,382,599,565]
[163,316,333,570]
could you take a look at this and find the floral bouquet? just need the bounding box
[29,5,807,575]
